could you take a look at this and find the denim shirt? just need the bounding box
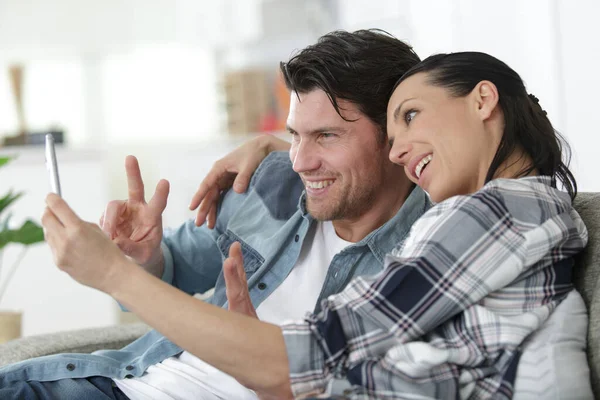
[0,152,429,385]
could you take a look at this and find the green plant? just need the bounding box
[0,156,45,305]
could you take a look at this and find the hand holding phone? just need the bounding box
[45,133,61,196]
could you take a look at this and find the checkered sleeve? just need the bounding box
[281,180,587,398]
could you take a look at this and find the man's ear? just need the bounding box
[472,80,499,121]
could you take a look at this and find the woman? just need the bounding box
[40,52,587,399]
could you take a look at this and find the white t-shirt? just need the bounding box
[115,221,351,400]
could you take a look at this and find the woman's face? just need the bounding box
[386,72,501,203]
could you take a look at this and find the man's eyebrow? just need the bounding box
[285,125,296,134]
[286,125,347,135]
[392,98,416,123]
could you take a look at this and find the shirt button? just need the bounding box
[294,234,300,242]
[66,363,76,371]
[257,282,267,290]
[126,365,134,371]
[125,374,134,379]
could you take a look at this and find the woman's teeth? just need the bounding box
[305,180,334,189]
[415,155,433,179]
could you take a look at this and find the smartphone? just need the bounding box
[45,133,62,196]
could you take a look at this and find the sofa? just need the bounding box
[1,193,599,397]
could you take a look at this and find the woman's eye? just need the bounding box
[404,110,417,125]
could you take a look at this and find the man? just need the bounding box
[0,29,428,399]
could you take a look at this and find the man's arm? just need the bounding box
[189,135,291,229]
[159,151,281,294]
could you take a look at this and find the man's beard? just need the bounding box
[306,182,379,221]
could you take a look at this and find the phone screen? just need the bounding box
[45,134,62,197]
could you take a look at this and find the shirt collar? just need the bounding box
[297,186,431,263]
[298,191,312,220]
[361,186,431,263]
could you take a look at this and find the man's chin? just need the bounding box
[306,202,338,221]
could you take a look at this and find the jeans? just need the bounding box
[0,376,129,400]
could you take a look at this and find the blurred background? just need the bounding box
[0,0,598,338]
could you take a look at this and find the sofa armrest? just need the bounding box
[0,323,150,367]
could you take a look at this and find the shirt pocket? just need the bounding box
[217,231,265,276]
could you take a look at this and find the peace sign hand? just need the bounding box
[99,155,170,274]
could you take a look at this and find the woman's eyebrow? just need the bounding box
[392,98,416,123]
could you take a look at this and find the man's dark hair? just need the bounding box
[280,29,421,142]
[395,52,577,199]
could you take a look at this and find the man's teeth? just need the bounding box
[415,155,433,179]
[306,180,334,189]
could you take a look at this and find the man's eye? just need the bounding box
[404,110,417,125]
[321,133,335,139]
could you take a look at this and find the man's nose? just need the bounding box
[291,140,320,173]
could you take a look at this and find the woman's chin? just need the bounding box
[426,187,457,204]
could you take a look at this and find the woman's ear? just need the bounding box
[473,80,499,121]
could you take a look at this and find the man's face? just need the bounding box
[287,89,391,221]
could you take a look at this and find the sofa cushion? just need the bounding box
[514,290,592,399]
[572,192,600,397]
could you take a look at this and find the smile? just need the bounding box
[414,154,433,179]
[305,180,335,189]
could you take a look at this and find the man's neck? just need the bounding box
[331,177,414,243]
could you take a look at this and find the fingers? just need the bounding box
[101,200,125,239]
[113,236,138,258]
[232,170,251,194]
[224,242,256,318]
[224,256,244,304]
[194,187,220,227]
[206,203,217,230]
[189,163,226,211]
[148,179,170,216]
[229,242,246,282]
[41,206,65,236]
[125,155,145,202]
[45,193,81,228]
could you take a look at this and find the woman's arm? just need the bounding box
[280,183,586,397]
[113,260,292,396]
[189,135,291,228]
[42,193,293,398]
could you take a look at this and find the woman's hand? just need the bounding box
[189,135,291,229]
[43,193,136,295]
[224,242,258,319]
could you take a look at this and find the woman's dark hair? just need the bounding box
[394,52,577,199]
[280,29,421,142]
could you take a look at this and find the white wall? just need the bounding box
[334,0,600,191]
[0,147,116,336]
[555,0,600,192]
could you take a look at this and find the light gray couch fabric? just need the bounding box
[0,323,150,367]
[572,192,600,398]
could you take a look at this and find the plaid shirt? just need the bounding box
[282,177,588,399]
